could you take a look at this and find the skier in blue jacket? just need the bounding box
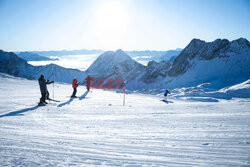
[164,89,170,101]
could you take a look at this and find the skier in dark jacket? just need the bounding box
[38,75,54,105]
[164,89,170,101]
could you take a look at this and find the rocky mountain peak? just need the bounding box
[87,49,144,79]
[168,38,250,77]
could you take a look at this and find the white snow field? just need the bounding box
[0,73,250,166]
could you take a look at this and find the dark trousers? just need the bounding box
[40,93,46,103]
[72,88,77,97]
[46,91,50,100]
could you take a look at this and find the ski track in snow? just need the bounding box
[0,76,250,166]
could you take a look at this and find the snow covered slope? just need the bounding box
[167,80,250,100]
[0,50,87,83]
[0,73,250,166]
[219,79,250,98]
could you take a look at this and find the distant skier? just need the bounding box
[71,77,78,98]
[38,75,54,105]
[164,89,171,101]
[85,75,93,91]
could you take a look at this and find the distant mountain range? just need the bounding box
[1,38,249,93]
[14,49,182,63]
[0,50,86,83]
[16,52,58,61]
[23,49,104,57]
[86,38,250,90]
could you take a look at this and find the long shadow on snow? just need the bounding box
[186,97,219,102]
[0,106,39,118]
[162,100,174,104]
[57,91,89,107]
[57,98,74,107]
[79,91,89,100]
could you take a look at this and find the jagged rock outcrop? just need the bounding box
[140,60,171,83]
[168,38,250,77]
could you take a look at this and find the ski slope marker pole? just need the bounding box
[53,66,55,100]
[53,82,54,100]
[123,83,126,106]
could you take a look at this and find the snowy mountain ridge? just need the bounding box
[168,38,250,76]
[163,38,250,89]
[1,37,249,95]
[0,50,35,79]
[16,52,58,61]
[111,38,249,92]
[118,38,250,91]
[0,50,87,83]
[87,49,145,80]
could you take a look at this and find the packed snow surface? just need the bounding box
[0,74,250,166]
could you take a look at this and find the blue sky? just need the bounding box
[0,0,249,51]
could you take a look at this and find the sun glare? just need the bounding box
[94,1,129,50]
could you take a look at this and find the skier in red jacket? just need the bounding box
[85,75,93,91]
[71,77,78,97]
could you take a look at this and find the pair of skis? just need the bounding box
[47,98,60,102]
[38,98,60,106]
